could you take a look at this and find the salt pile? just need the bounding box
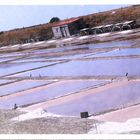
[88,117,140,134]
[22,43,31,47]
[34,41,45,45]
[96,33,110,37]
[11,44,20,48]
[47,40,56,43]
[11,108,62,122]
[111,11,116,14]
[120,30,132,34]
[62,37,73,42]
[78,36,90,40]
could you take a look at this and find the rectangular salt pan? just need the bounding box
[0,80,51,96]
[47,81,140,116]
[13,58,140,77]
[85,48,140,58]
[0,80,109,109]
[0,80,15,85]
[0,61,57,76]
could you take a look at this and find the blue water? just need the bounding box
[12,58,49,63]
[47,81,140,116]
[85,48,140,58]
[15,58,140,77]
[80,40,135,49]
[0,80,15,85]
[0,80,51,96]
[0,57,15,63]
[25,38,136,55]
[47,52,94,60]
[0,80,109,109]
[0,61,57,76]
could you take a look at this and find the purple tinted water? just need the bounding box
[47,81,140,116]
[23,38,135,55]
[0,61,56,76]
[0,58,15,63]
[31,43,89,54]
[85,48,140,58]
[0,80,51,96]
[77,39,135,50]
[47,52,94,60]
[12,58,48,63]
[0,80,109,109]
[0,80,15,85]
[16,58,140,77]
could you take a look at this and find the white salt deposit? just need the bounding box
[34,41,45,45]
[11,108,62,122]
[78,35,90,40]
[88,117,140,134]
[111,11,116,14]
[96,33,110,37]
[11,44,20,48]
[120,30,132,34]
[1,46,9,49]
[47,40,56,43]
[62,38,73,42]
[21,43,31,47]
[124,21,134,24]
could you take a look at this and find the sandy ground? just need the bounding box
[1,106,140,134]
[92,103,140,122]
[0,109,98,134]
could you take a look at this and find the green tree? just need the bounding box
[49,17,60,23]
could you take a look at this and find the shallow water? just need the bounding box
[12,58,49,63]
[47,81,140,116]
[47,52,96,60]
[79,39,136,50]
[0,61,57,76]
[15,58,140,77]
[1,28,140,113]
[0,80,51,96]
[85,48,140,58]
[0,80,109,109]
[31,44,89,54]
[0,57,16,63]
[0,80,15,85]
[22,38,135,55]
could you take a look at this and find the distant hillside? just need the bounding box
[0,5,140,47]
[0,23,53,46]
[82,5,140,27]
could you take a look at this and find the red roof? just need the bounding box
[51,17,81,27]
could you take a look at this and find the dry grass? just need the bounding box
[82,5,140,27]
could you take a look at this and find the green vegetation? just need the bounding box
[49,17,60,23]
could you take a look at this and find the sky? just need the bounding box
[0,5,130,31]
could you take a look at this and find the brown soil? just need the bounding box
[93,103,140,122]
